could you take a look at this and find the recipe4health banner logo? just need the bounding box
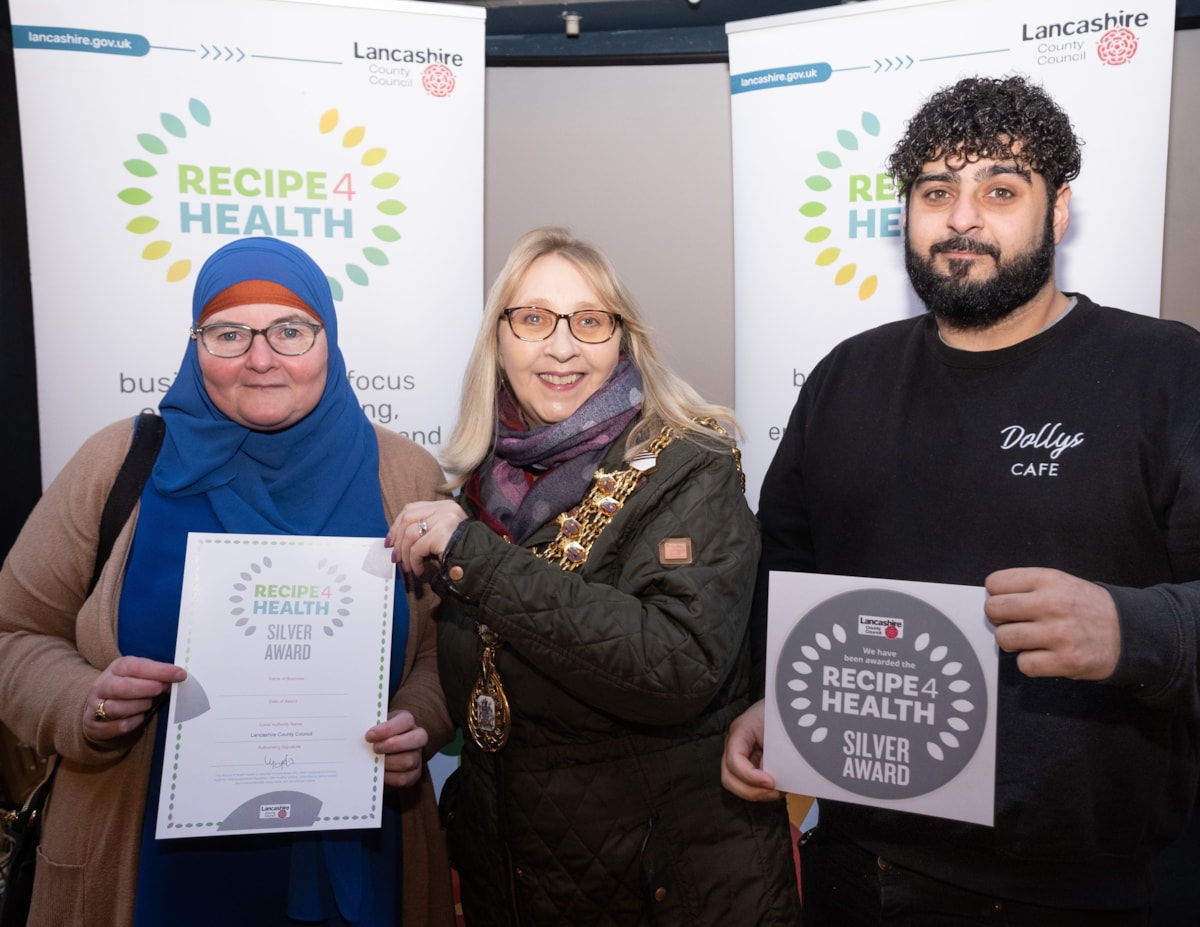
[114,96,418,300]
[9,0,485,488]
[726,0,1175,508]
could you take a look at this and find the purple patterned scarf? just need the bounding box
[478,357,643,544]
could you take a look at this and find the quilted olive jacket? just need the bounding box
[433,424,802,926]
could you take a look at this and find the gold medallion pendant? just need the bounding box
[468,626,511,752]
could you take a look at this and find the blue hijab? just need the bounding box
[153,236,381,536]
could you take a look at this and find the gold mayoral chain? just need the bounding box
[467,420,742,753]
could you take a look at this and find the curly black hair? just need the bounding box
[886,75,1083,200]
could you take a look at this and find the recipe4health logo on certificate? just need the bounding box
[763,572,998,827]
[158,533,396,839]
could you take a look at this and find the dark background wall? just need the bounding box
[0,11,37,558]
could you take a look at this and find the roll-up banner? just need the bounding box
[727,0,1175,507]
[9,0,485,487]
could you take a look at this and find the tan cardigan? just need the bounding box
[0,419,456,927]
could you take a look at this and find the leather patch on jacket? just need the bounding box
[658,537,693,565]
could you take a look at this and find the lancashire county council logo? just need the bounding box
[774,589,987,800]
[421,63,456,97]
[117,97,408,297]
[798,112,892,302]
[1096,27,1139,66]
[260,803,291,820]
[858,614,902,640]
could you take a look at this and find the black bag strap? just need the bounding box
[87,412,165,595]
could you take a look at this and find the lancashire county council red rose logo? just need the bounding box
[422,63,456,98]
[1096,27,1139,66]
[885,625,899,639]
[278,808,288,819]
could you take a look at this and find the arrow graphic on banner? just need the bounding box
[199,44,246,62]
[873,56,915,73]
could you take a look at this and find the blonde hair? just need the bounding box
[441,226,740,488]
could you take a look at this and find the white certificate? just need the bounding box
[156,533,395,839]
[764,572,998,827]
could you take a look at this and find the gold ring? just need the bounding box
[417,520,429,537]
[94,699,109,721]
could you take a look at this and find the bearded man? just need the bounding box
[722,75,1200,926]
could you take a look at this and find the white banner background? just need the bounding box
[728,0,1176,507]
[10,0,484,487]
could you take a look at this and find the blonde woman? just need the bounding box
[389,228,801,926]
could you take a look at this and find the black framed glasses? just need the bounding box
[501,306,623,344]
[190,320,324,358]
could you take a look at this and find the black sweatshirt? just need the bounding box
[756,294,1200,909]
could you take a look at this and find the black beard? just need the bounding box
[904,210,1056,331]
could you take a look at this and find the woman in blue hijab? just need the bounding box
[0,238,455,926]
